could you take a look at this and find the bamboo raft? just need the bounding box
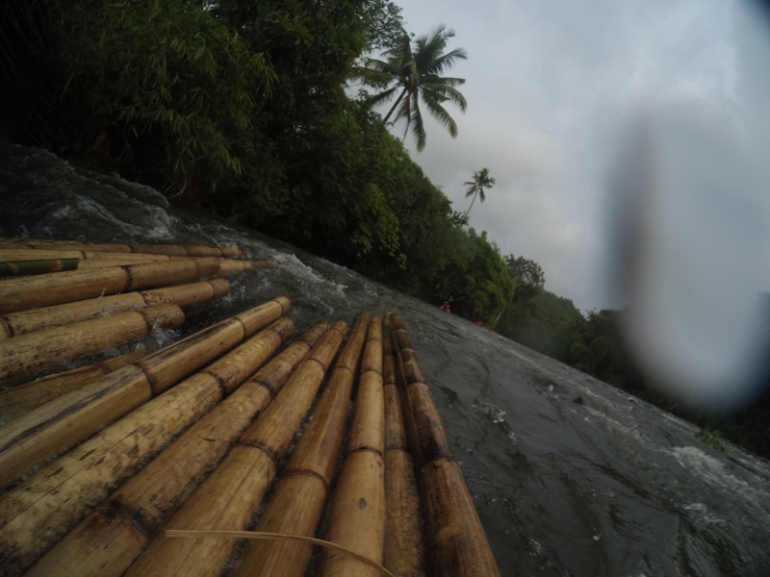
[0,240,500,577]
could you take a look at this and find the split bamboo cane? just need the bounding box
[0,256,225,314]
[0,317,295,576]
[24,322,329,577]
[122,319,349,577]
[0,278,229,340]
[0,297,289,488]
[389,313,501,577]
[317,316,386,577]
[0,303,185,386]
[0,258,78,276]
[382,314,426,577]
[0,350,148,423]
[230,312,370,577]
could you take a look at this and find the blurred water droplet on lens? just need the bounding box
[605,7,770,413]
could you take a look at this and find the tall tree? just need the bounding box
[359,25,467,150]
[506,255,545,290]
[463,167,495,218]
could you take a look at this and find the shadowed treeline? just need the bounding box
[0,0,515,327]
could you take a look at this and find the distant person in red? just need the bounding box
[440,297,452,312]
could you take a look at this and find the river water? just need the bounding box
[1,143,769,576]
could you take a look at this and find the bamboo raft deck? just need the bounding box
[0,240,500,577]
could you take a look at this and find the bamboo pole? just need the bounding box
[0,304,185,386]
[0,249,86,260]
[0,256,227,314]
[25,320,322,576]
[67,257,250,273]
[389,313,501,577]
[19,242,133,252]
[81,251,171,262]
[0,297,289,488]
[122,319,349,577]
[214,258,253,276]
[0,248,169,264]
[72,258,166,270]
[26,323,328,577]
[0,278,229,340]
[317,316,386,577]
[0,350,148,423]
[134,244,243,257]
[0,318,296,576]
[382,314,426,577]
[0,258,78,276]
[230,312,370,577]
[5,241,244,257]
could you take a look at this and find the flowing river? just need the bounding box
[1,143,769,576]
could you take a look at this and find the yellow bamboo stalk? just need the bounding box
[317,316,385,577]
[389,313,500,577]
[0,278,229,340]
[72,258,167,270]
[0,248,169,264]
[135,296,289,395]
[24,322,330,577]
[0,318,295,575]
[133,244,242,257]
[23,242,133,252]
[0,257,225,314]
[0,248,85,260]
[122,320,349,577]
[381,314,426,577]
[230,312,369,577]
[0,350,148,423]
[0,304,185,386]
[167,531,396,577]
[82,251,171,262]
[0,297,289,488]
[0,258,79,276]
[214,258,253,276]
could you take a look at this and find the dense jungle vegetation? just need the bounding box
[1,0,768,459]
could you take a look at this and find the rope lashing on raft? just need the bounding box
[165,530,397,577]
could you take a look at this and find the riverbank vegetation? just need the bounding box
[1,0,514,326]
[2,0,768,459]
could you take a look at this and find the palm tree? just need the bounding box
[358,25,467,151]
[463,168,495,219]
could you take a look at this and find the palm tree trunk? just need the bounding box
[383,86,409,124]
[463,191,479,219]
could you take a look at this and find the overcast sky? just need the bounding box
[379,0,770,317]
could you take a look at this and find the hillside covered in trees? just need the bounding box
[2,0,768,459]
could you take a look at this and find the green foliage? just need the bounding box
[506,255,545,290]
[567,310,642,388]
[358,25,467,150]
[463,167,495,218]
[360,0,407,53]
[497,289,583,361]
[1,0,274,191]
[430,229,515,327]
[696,428,728,452]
